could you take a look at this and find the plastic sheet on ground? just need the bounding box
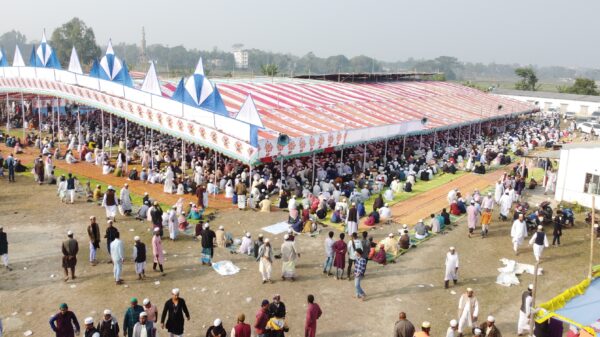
[261,222,290,235]
[496,258,543,287]
[212,260,240,276]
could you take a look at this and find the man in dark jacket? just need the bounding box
[50,303,80,337]
[123,298,144,337]
[0,226,12,271]
[104,220,119,259]
[150,202,164,237]
[62,231,79,281]
[87,216,101,266]
[268,295,286,318]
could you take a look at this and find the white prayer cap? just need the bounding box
[259,233,264,238]
[171,205,176,209]
[287,228,293,234]
[422,321,431,328]
[89,216,95,220]
[528,284,534,290]
[388,233,394,237]
[134,236,140,241]
[108,185,114,190]
[487,315,495,322]
[143,298,150,305]
[488,192,492,196]
[103,309,112,315]
[449,246,455,251]
[474,328,482,335]
[418,219,423,222]
[139,312,148,318]
[284,234,290,240]
[219,225,224,230]
[153,227,160,232]
[67,230,73,236]
[537,225,543,230]
[402,224,408,229]
[172,288,180,295]
[467,287,473,292]
[450,319,457,327]
[470,200,475,204]
[245,232,251,238]
[204,223,210,229]
[84,317,94,325]
[124,183,128,187]
[214,318,222,326]
[144,192,148,195]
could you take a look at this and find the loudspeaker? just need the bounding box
[277,134,289,146]
[421,117,428,125]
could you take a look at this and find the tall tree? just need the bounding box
[558,78,599,95]
[0,30,28,59]
[514,67,538,91]
[51,18,101,66]
[261,63,279,77]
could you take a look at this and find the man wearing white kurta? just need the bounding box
[529,225,549,262]
[481,192,494,211]
[167,206,178,240]
[457,288,479,335]
[110,233,125,285]
[511,214,528,255]
[119,184,133,215]
[498,192,512,220]
[517,284,533,335]
[447,188,458,206]
[494,180,504,204]
[444,247,459,289]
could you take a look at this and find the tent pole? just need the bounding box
[363,143,367,172]
[181,139,185,174]
[280,156,284,179]
[402,136,406,157]
[457,126,461,145]
[446,130,450,148]
[56,99,60,145]
[20,92,25,141]
[51,100,54,141]
[312,151,316,185]
[5,93,9,134]
[589,196,596,279]
[468,123,472,143]
[125,119,128,174]
[37,95,42,149]
[419,134,423,149]
[77,108,81,152]
[384,138,388,164]
[214,151,218,196]
[101,111,105,154]
[433,131,437,150]
[529,262,539,334]
[109,115,113,159]
[340,145,344,163]
[150,129,154,169]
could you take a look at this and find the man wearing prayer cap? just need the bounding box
[124,298,144,337]
[50,303,80,337]
[160,288,191,335]
[132,235,147,280]
[518,284,534,335]
[415,321,431,337]
[281,233,299,281]
[446,319,458,337]
[238,232,253,255]
[478,315,501,337]
[152,227,165,275]
[473,327,482,336]
[200,223,216,266]
[444,247,459,289]
[83,317,100,337]
[98,309,119,337]
[215,225,226,248]
[142,298,158,323]
[231,313,251,337]
[62,230,79,281]
[457,288,479,335]
[132,311,155,337]
[528,225,549,262]
[110,231,125,285]
[257,238,273,283]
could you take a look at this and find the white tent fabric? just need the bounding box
[194,57,205,76]
[198,76,213,104]
[13,46,25,67]
[184,75,199,104]
[141,62,162,96]
[100,40,123,80]
[36,31,52,66]
[68,46,83,74]
[235,95,264,128]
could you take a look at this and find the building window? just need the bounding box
[584,173,600,195]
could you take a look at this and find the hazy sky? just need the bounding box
[1,0,597,68]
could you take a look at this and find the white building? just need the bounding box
[554,143,600,210]
[234,50,249,69]
[494,89,600,117]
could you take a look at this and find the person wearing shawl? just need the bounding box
[280,234,299,281]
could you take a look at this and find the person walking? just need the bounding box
[254,300,270,337]
[152,227,165,275]
[97,309,119,337]
[132,236,147,280]
[346,232,363,281]
[5,153,15,182]
[304,294,322,337]
[510,214,527,256]
[517,284,533,336]
[444,247,459,289]
[102,186,118,221]
[457,288,479,335]
[87,216,100,266]
[132,312,155,337]
[353,248,367,300]
[110,231,124,285]
[529,225,549,262]
[230,313,251,337]
[446,320,459,337]
[414,321,431,337]
[199,223,216,266]
[142,298,159,324]
[83,317,100,337]
[160,288,190,337]
[0,226,12,271]
[478,316,501,337]
[552,215,563,246]
[123,298,144,337]
[104,220,119,260]
[393,312,415,337]
[66,173,76,204]
[49,303,80,337]
[322,231,334,276]
[332,233,347,280]
[62,230,79,281]
[257,238,273,284]
[481,208,492,238]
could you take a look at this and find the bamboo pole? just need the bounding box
[589,196,596,279]
[529,262,539,335]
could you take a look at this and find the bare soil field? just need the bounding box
[0,173,596,337]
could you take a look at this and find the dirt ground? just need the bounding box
[0,170,597,337]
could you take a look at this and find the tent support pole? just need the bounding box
[57,99,60,145]
[312,151,316,186]
[419,134,423,149]
[214,151,218,196]
[5,93,9,134]
[402,136,406,157]
[109,115,113,159]
[589,196,596,279]
[384,138,388,164]
[181,139,185,174]
[51,100,54,141]
[20,92,25,141]
[37,95,42,149]
[457,126,461,145]
[529,262,539,334]
[101,111,105,154]
[125,119,128,174]
[363,143,367,172]
[340,145,344,163]
[77,108,81,152]
[150,129,154,169]
[446,130,450,148]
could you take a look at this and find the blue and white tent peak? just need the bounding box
[235,95,264,128]
[30,30,61,69]
[68,46,83,74]
[13,45,25,67]
[194,57,205,76]
[141,61,162,96]
[0,48,8,67]
[96,40,133,87]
